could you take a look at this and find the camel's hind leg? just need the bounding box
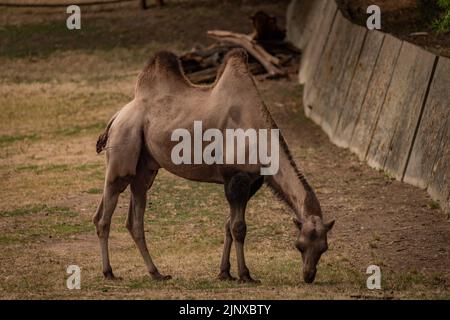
[94,175,131,279]
[94,104,144,279]
[126,161,171,281]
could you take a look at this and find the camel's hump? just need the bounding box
[220,48,249,73]
[223,48,248,64]
[144,49,248,77]
[214,48,250,83]
[144,50,183,76]
[135,51,185,93]
[136,48,251,95]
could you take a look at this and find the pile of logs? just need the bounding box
[180,11,300,84]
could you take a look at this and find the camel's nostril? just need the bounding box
[304,270,316,284]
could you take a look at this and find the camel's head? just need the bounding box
[293,216,334,283]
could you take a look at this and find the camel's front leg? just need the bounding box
[224,172,260,283]
[218,217,236,280]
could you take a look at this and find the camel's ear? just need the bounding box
[324,220,335,232]
[293,217,303,230]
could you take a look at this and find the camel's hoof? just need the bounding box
[103,270,122,281]
[151,273,172,281]
[238,276,261,284]
[218,271,237,281]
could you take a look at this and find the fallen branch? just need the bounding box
[179,11,299,83]
[207,30,286,78]
[187,61,266,84]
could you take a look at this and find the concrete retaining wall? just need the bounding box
[287,0,450,213]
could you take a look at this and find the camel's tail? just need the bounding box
[96,112,118,154]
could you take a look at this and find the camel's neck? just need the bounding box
[267,138,322,219]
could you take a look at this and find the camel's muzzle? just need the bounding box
[303,269,316,284]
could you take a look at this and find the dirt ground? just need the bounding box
[0,0,449,299]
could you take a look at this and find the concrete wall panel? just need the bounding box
[366,42,436,178]
[287,0,450,213]
[331,31,385,148]
[349,35,402,161]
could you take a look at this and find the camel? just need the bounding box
[94,48,335,284]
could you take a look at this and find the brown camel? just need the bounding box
[94,49,334,283]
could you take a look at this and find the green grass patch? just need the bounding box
[0,221,91,245]
[427,200,440,210]
[86,187,103,194]
[0,133,40,146]
[124,275,246,292]
[0,22,68,58]
[383,269,427,291]
[53,122,106,137]
[13,162,102,174]
[0,205,77,218]
[75,163,102,171]
[146,176,224,226]
[314,261,366,288]
[15,164,39,172]
[0,207,90,244]
[14,163,69,174]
